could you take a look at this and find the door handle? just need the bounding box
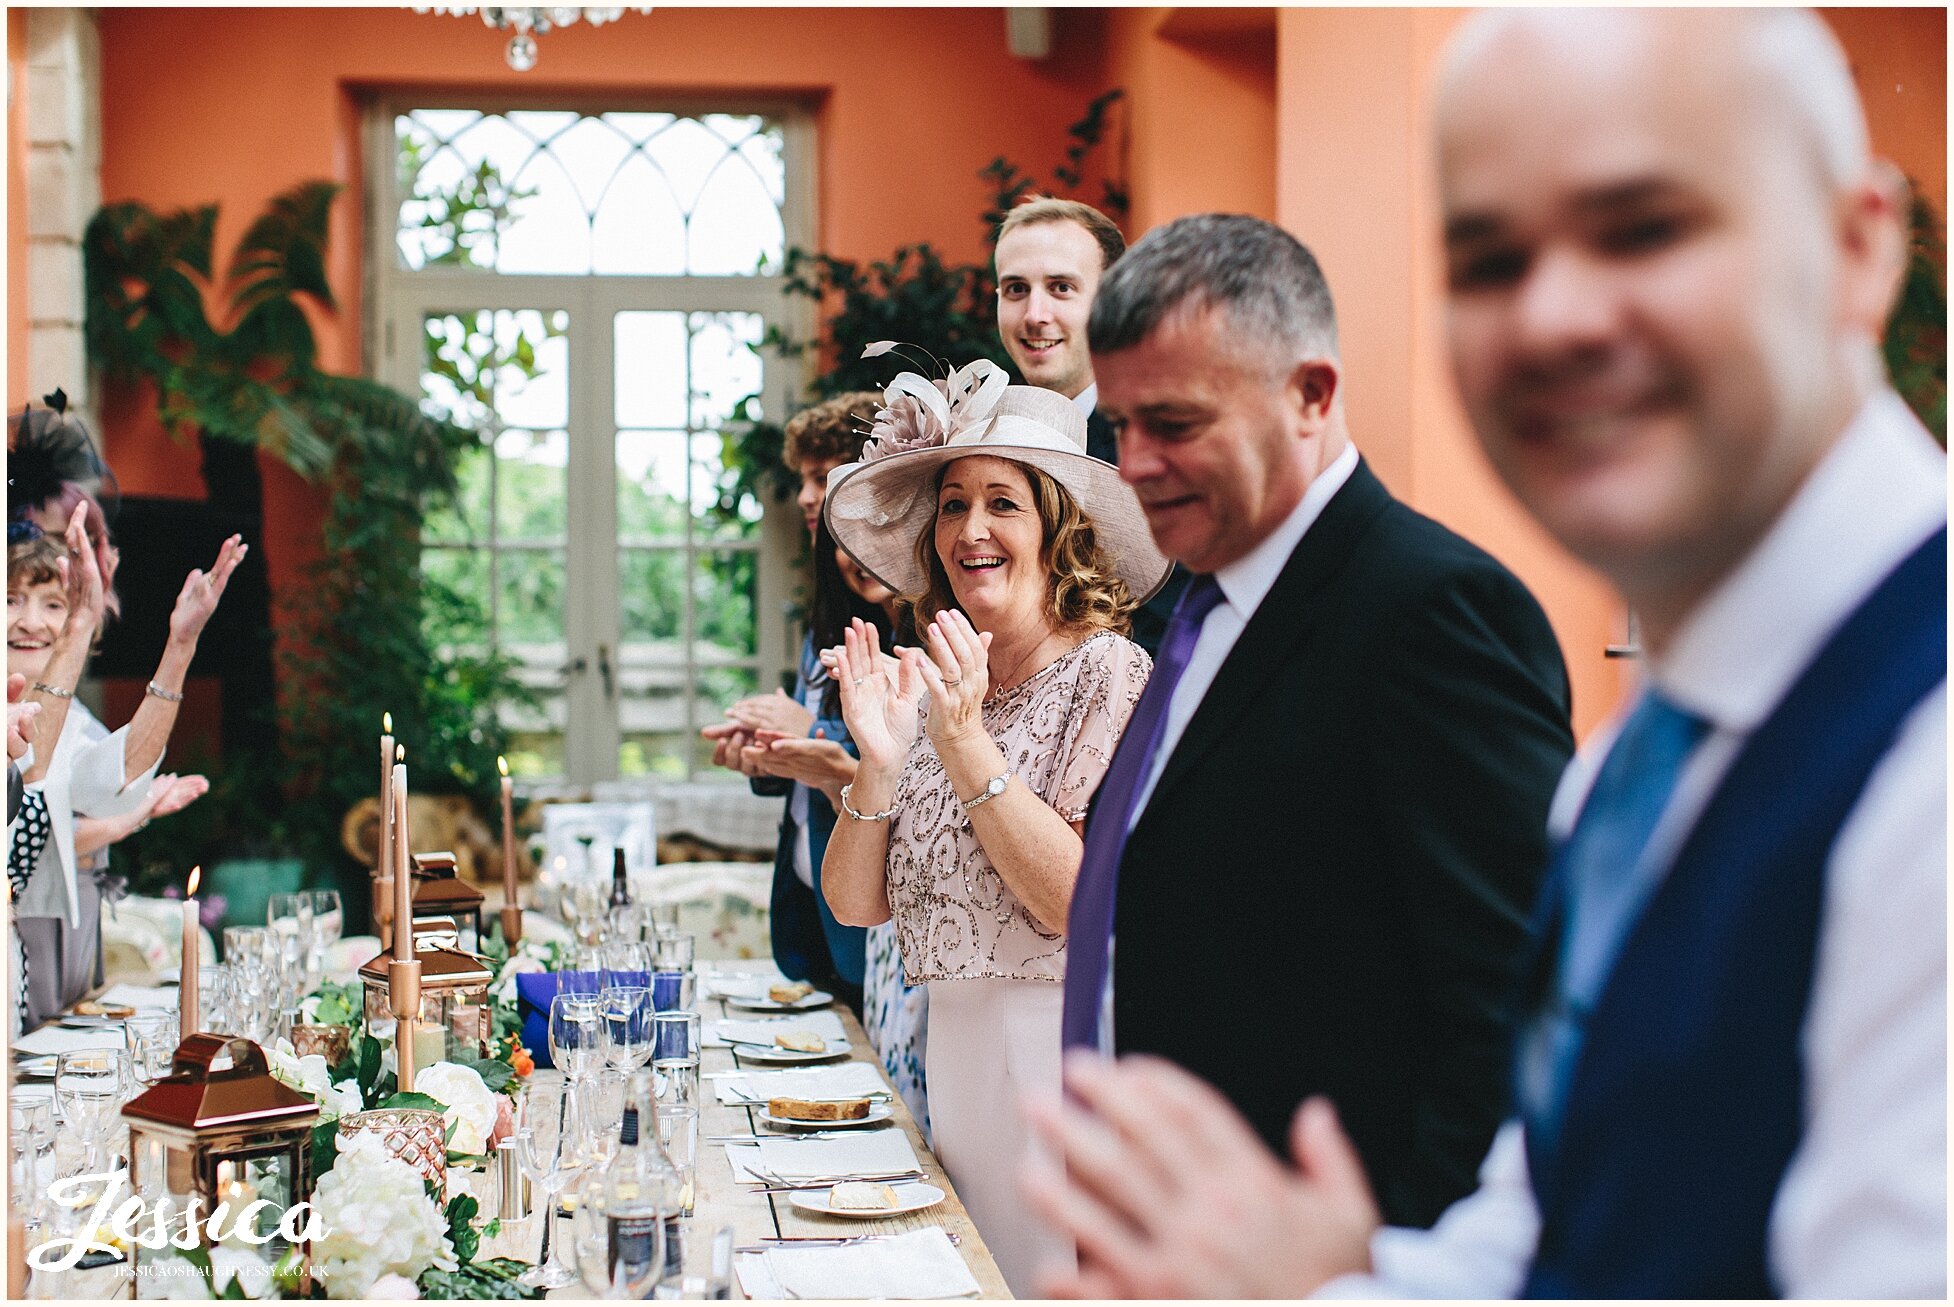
[597,643,615,700]
[566,656,588,684]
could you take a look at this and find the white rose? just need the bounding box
[489,953,545,1002]
[413,1061,498,1157]
[312,1134,455,1300]
[208,1246,274,1299]
[267,1042,357,1122]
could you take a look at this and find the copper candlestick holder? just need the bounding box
[388,956,423,1093]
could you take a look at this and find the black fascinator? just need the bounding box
[8,389,120,523]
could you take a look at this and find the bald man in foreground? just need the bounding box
[1020,9,1945,1298]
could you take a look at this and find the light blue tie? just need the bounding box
[1521,689,1711,1152]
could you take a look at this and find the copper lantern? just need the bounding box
[358,918,496,1065]
[121,1035,321,1299]
[409,852,485,953]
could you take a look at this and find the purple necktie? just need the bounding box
[1062,573,1225,1048]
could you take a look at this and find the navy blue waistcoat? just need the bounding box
[1522,526,1946,1298]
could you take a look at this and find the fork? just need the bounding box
[735,1232,961,1252]
[746,1169,926,1192]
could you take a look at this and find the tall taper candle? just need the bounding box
[497,756,522,945]
[378,714,395,947]
[394,760,413,961]
[181,866,202,1034]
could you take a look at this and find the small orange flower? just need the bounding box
[512,1048,535,1078]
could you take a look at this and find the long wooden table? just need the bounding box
[480,959,1012,1299]
[11,960,1010,1300]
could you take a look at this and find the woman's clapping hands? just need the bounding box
[833,617,924,773]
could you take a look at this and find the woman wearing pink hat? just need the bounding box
[821,353,1166,1293]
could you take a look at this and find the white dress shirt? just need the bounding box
[1072,383,1098,419]
[1097,442,1360,1048]
[1320,389,1947,1299]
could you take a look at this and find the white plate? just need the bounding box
[16,1056,57,1078]
[726,990,834,1013]
[756,1101,895,1131]
[734,1039,853,1064]
[788,1182,945,1219]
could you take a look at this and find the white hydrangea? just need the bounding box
[266,1040,362,1121]
[413,1061,499,1157]
[310,1133,455,1300]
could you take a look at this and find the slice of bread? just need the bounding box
[767,1096,872,1122]
[768,981,815,1004]
[829,1182,900,1211]
[774,1030,827,1053]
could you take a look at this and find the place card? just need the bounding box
[737,1229,980,1299]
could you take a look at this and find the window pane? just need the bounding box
[496,428,568,541]
[695,550,757,655]
[497,549,566,647]
[422,309,570,434]
[619,548,683,644]
[615,312,689,428]
[616,430,689,544]
[423,438,491,544]
[692,431,761,543]
[396,108,785,279]
[688,311,764,431]
[422,547,491,645]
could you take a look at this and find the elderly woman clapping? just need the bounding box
[819,358,1166,1295]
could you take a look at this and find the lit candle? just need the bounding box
[393,758,412,962]
[181,866,201,1034]
[378,714,395,944]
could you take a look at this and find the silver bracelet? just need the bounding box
[145,682,185,702]
[29,682,72,700]
[960,772,1012,814]
[838,782,896,822]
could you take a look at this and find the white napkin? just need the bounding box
[740,1229,979,1299]
[701,971,791,1001]
[13,1027,127,1056]
[715,1062,892,1105]
[709,1010,849,1049]
[728,1130,920,1183]
[96,983,179,1010]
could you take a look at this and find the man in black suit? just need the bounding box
[1058,214,1574,1237]
[994,197,1184,651]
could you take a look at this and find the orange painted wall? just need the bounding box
[1275,7,1946,742]
[1101,8,1276,234]
[7,9,26,408]
[91,5,1116,683]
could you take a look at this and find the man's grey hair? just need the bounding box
[1088,214,1339,365]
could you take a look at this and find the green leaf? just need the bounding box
[382,1090,444,1113]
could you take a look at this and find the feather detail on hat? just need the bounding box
[7,398,116,518]
[863,357,1010,462]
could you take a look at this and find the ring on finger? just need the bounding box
[941,677,962,686]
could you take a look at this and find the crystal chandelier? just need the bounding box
[416,7,654,72]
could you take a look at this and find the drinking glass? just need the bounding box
[517,1082,586,1290]
[608,902,649,946]
[310,889,344,959]
[650,929,694,973]
[55,1050,122,1175]
[601,940,652,990]
[599,986,653,1073]
[657,1103,699,1218]
[651,1225,735,1301]
[577,1069,629,1168]
[124,1012,179,1087]
[550,994,603,1082]
[10,1100,53,1212]
[650,1010,701,1119]
[194,964,232,1036]
[269,892,318,990]
[222,924,271,967]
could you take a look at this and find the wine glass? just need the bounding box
[55,1050,122,1176]
[517,1082,586,1290]
[578,1069,629,1166]
[598,986,652,1073]
[269,892,318,990]
[549,994,603,1082]
[10,1099,53,1214]
[124,1013,179,1088]
[310,889,344,962]
[601,940,652,990]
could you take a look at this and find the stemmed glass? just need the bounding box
[601,940,652,989]
[125,1013,179,1088]
[54,1050,123,1177]
[269,892,318,992]
[194,965,232,1036]
[10,1100,53,1217]
[598,986,653,1074]
[550,994,604,1082]
[516,1081,586,1290]
[310,890,343,970]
